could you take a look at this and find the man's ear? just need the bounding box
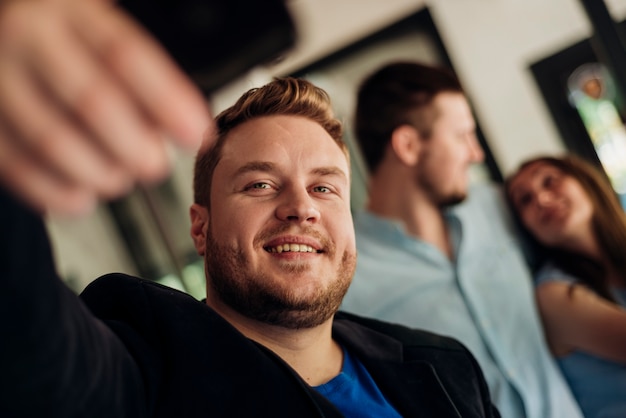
[190,203,209,256]
[390,125,421,166]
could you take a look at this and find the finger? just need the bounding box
[0,119,97,216]
[73,0,212,150]
[24,6,173,182]
[0,55,133,200]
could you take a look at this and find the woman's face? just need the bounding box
[508,161,595,249]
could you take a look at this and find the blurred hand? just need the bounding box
[0,0,212,215]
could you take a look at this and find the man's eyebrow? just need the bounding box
[233,162,348,183]
[233,161,276,177]
[312,166,349,182]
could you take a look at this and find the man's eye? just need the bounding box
[313,186,331,193]
[250,183,271,190]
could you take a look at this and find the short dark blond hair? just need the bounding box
[193,77,346,208]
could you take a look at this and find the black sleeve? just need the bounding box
[465,343,502,418]
[0,188,147,418]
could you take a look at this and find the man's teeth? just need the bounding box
[267,243,316,253]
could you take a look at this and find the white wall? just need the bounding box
[48,0,626,290]
[263,0,626,176]
[432,0,626,175]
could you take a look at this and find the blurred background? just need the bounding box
[46,0,626,298]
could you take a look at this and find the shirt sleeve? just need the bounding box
[0,187,147,418]
[534,262,578,287]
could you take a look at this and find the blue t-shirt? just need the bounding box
[536,263,626,418]
[313,347,401,418]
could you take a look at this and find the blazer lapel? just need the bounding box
[333,318,462,418]
[363,359,462,418]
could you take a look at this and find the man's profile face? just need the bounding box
[202,115,356,328]
[416,92,483,206]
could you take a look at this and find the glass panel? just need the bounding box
[567,62,626,207]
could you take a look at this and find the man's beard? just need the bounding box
[204,225,355,329]
[436,190,467,208]
[418,169,468,207]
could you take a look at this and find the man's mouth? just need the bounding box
[264,243,322,253]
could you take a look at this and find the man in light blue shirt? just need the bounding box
[341,62,582,418]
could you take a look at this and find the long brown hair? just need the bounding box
[505,154,626,301]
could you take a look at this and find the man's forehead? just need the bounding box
[434,94,470,115]
[217,117,349,176]
[222,115,323,146]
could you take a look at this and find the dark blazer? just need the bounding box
[0,187,499,417]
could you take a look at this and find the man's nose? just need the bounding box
[468,136,484,163]
[275,187,320,223]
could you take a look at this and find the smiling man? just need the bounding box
[191,113,355,338]
[1,78,498,417]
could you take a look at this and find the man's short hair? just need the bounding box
[193,77,346,208]
[355,61,463,174]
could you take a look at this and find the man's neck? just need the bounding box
[206,297,343,386]
[367,175,453,259]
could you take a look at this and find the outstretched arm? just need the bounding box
[0,187,149,417]
[0,0,212,216]
[0,0,214,414]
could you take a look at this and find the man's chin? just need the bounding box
[439,191,468,207]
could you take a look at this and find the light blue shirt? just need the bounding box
[536,263,626,418]
[342,183,582,418]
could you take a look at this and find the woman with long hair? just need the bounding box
[506,154,626,418]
